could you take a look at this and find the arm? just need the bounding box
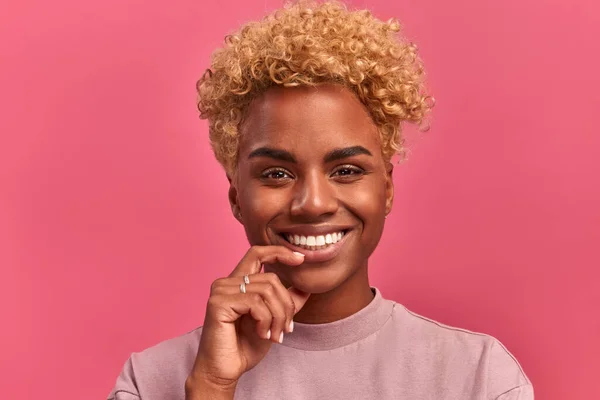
[107,356,237,400]
[185,376,237,400]
[487,339,534,400]
[107,357,140,400]
[495,384,534,400]
[108,391,140,400]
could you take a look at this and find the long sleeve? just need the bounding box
[105,328,201,400]
[495,384,534,400]
[107,356,141,400]
[487,339,533,400]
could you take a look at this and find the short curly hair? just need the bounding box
[196,0,433,175]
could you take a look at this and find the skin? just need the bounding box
[232,84,394,322]
[187,84,394,399]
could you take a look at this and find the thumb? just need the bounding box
[288,287,311,314]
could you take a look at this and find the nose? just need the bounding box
[290,170,339,219]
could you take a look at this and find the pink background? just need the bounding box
[1,0,599,398]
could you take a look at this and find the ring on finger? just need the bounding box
[240,282,246,294]
[243,274,250,284]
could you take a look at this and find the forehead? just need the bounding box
[238,84,381,156]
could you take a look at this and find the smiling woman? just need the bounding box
[108,1,532,399]
[233,85,392,289]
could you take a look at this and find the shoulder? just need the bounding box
[130,326,203,371]
[388,301,533,398]
[108,327,203,400]
[390,301,499,350]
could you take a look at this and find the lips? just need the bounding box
[282,231,346,250]
[274,227,352,264]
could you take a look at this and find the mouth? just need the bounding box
[275,228,352,264]
[280,230,349,251]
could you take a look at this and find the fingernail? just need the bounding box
[293,251,304,258]
[279,331,284,343]
[289,321,294,333]
[266,329,271,340]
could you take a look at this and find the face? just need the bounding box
[229,84,394,294]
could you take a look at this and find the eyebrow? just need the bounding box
[324,146,372,163]
[247,145,372,163]
[247,147,297,163]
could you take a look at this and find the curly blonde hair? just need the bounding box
[196,0,433,175]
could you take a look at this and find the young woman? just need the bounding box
[109,1,533,399]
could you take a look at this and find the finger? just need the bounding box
[288,287,311,314]
[207,293,273,340]
[213,273,298,334]
[218,281,288,343]
[216,272,310,334]
[259,273,297,334]
[229,246,305,278]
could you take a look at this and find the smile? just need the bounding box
[283,231,346,251]
[275,228,351,264]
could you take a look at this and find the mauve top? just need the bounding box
[108,287,533,399]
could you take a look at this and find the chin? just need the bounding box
[266,261,353,294]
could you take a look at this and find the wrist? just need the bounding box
[185,374,238,400]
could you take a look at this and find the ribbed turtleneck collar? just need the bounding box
[280,287,393,351]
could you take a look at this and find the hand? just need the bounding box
[186,246,311,395]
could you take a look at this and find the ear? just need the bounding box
[227,174,243,224]
[384,162,394,216]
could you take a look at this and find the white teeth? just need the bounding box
[283,231,346,250]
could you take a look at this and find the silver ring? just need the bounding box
[240,282,246,294]
[243,274,250,284]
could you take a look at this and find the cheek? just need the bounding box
[239,185,289,244]
[239,187,286,246]
[342,179,387,220]
[241,186,287,218]
[239,192,268,245]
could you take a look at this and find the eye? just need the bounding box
[332,165,364,179]
[260,168,293,181]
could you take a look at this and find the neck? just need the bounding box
[292,265,374,324]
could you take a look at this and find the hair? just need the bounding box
[196,0,433,175]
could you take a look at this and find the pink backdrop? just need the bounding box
[1,0,599,398]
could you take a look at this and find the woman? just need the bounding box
[109,1,533,399]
